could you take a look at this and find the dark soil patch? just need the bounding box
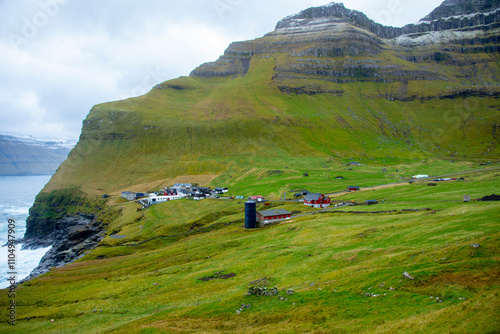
[419,270,500,289]
[199,271,236,282]
[478,194,500,201]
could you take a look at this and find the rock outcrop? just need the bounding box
[21,214,104,282]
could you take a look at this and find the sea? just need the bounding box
[0,175,52,289]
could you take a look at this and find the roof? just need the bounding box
[249,195,264,199]
[121,191,136,195]
[348,186,360,189]
[304,193,323,201]
[258,209,291,217]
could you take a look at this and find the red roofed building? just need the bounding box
[257,209,291,225]
[248,195,264,202]
[304,193,331,208]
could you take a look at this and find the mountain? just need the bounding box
[0,134,76,176]
[39,0,499,195]
[24,0,500,247]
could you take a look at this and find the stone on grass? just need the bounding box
[403,271,414,280]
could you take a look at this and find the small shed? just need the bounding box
[365,199,378,205]
[347,186,360,192]
[121,191,137,201]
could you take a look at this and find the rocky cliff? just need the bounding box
[191,1,500,80]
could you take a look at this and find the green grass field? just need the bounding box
[2,166,498,333]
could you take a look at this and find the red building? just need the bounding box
[347,186,360,192]
[304,193,331,208]
[248,195,264,202]
[257,209,291,224]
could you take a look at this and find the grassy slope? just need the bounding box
[2,168,499,333]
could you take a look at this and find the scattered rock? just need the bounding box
[379,283,385,287]
[286,289,294,295]
[246,285,279,297]
[470,244,480,248]
[403,271,414,280]
[390,287,396,291]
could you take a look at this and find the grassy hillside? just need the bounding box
[2,168,499,333]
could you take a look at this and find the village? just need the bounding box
[116,171,457,230]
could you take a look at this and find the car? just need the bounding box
[215,196,220,198]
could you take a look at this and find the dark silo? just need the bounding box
[245,201,257,229]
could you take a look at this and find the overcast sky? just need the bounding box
[0,0,444,140]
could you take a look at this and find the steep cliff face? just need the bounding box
[421,0,499,21]
[191,1,500,81]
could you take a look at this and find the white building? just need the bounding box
[147,193,182,205]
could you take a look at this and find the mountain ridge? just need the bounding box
[0,134,75,176]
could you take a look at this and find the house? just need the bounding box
[215,187,229,194]
[249,195,264,202]
[173,183,192,190]
[193,194,206,201]
[147,193,182,205]
[257,209,291,224]
[162,188,178,196]
[412,174,429,179]
[347,186,360,192]
[193,187,211,195]
[304,193,331,208]
[121,191,137,201]
[365,199,378,205]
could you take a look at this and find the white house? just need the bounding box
[193,194,206,201]
[147,193,182,205]
[412,175,430,179]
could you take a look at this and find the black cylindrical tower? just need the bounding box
[245,201,257,229]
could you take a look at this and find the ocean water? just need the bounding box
[0,175,52,289]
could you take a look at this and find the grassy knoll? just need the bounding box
[1,168,498,333]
